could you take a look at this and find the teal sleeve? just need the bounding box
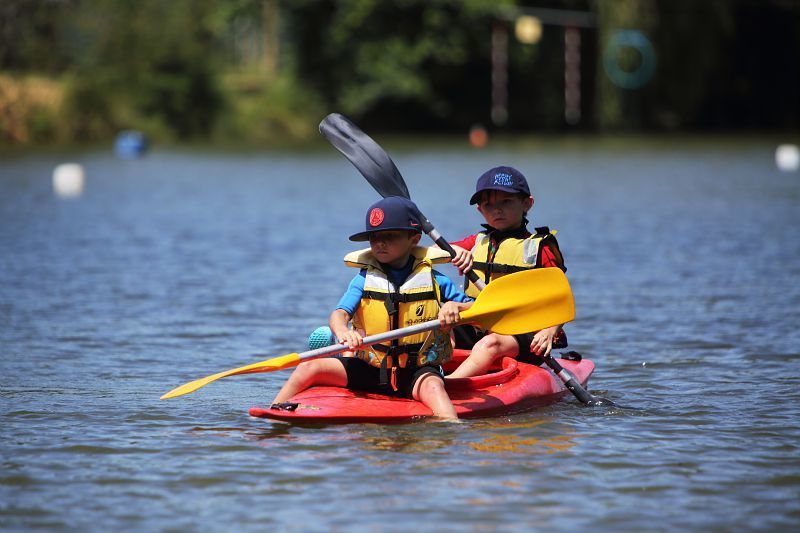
[433,271,474,303]
[335,271,366,315]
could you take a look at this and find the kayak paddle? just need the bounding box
[319,112,487,290]
[320,113,613,407]
[160,268,574,400]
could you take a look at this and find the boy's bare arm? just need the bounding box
[329,309,363,349]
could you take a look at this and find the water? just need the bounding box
[2,138,799,530]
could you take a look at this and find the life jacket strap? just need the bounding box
[375,344,423,389]
[361,290,438,316]
[361,290,437,303]
[472,261,534,275]
[370,343,423,361]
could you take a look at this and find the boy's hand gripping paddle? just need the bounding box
[160,268,573,400]
[319,112,487,291]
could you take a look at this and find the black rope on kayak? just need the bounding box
[270,402,299,411]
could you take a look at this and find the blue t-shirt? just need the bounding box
[336,260,472,315]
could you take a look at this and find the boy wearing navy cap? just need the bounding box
[443,166,568,379]
[271,196,471,420]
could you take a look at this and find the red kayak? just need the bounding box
[249,349,594,423]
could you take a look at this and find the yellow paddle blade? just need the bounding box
[461,267,574,334]
[160,353,300,400]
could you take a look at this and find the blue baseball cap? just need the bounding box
[469,166,531,205]
[349,196,423,241]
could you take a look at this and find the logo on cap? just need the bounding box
[493,172,514,186]
[369,208,385,227]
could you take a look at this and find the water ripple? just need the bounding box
[2,143,800,530]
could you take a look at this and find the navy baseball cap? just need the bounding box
[469,166,531,205]
[349,196,423,241]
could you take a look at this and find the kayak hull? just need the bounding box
[249,350,595,423]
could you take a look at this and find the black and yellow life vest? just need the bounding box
[343,246,454,373]
[465,226,565,298]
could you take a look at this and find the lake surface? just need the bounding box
[2,136,799,530]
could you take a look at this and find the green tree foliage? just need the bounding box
[595,0,738,131]
[648,1,735,130]
[61,0,224,140]
[594,0,658,129]
[0,0,71,72]
[285,0,515,129]
[1,0,796,144]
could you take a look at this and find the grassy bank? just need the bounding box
[214,72,324,146]
[0,71,324,148]
[0,74,65,145]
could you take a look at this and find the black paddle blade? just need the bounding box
[319,113,410,199]
[588,397,618,407]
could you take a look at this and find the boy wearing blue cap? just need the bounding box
[445,166,568,379]
[271,196,471,420]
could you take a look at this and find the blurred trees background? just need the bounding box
[1,0,797,145]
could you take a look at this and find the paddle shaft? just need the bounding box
[294,319,441,364]
[542,354,599,405]
[417,217,486,291]
[160,319,444,399]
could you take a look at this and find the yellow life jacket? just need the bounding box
[465,226,565,298]
[344,246,454,372]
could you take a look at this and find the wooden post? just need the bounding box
[564,27,581,125]
[263,0,279,75]
[491,21,509,126]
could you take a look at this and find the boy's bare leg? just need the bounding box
[271,358,347,404]
[413,373,458,420]
[446,333,519,379]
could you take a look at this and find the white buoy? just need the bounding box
[53,163,85,198]
[775,144,799,172]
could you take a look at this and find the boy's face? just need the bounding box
[369,230,422,266]
[476,191,533,231]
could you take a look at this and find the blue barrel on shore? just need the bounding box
[114,131,148,159]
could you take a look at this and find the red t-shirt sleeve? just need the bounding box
[538,244,560,268]
[451,234,477,250]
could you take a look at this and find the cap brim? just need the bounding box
[348,231,372,242]
[469,186,523,205]
[348,226,422,241]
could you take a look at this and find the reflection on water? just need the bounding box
[1,139,799,530]
[358,432,455,454]
[468,420,579,454]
